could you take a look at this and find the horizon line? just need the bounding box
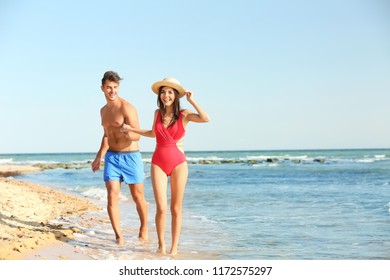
[1,147,389,155]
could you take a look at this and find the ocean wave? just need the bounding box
[80,187,109,200]
[33,162,91,169]
[3,153,386,170]
[24,157,387,169]
[190,215,217,224]
[186,156,323,165]
[186,156,225,162]
[184,154,389,165]
[355,159,376,163]
[375,155,386,158]
[0,158,13,164]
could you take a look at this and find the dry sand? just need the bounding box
[0,165,101,260]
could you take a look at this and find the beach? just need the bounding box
[0,165,101,260]
[1,149,390,260]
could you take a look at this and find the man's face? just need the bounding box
[101,80,119,101]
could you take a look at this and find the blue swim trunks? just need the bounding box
[104,150,144,184]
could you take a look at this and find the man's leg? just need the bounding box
[129,182,148,240]
[105,180,124,245]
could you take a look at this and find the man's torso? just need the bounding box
[101,99,139,152]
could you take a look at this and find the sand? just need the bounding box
[0,165,101,260]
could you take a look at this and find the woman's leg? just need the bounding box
[169,162,188,256]
[151,164,168,254]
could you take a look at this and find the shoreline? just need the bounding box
[0,164,42,177]
[0,165,101,260]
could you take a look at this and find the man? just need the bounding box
[92,71,148,244]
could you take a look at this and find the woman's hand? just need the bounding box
[185,91,195,103]
[120,123,132,133]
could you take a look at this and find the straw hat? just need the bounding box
[151,77,186,98]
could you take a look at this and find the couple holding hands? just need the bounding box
[92,71,209,256]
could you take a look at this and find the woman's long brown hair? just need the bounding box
[157,87,181,128]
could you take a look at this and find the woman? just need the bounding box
[120,77,209,255]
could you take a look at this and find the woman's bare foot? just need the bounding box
[116,237,125,245]
[115,234,124,245]
[155,243,166,255]
[139,226,148,241]
[169,248,178,256]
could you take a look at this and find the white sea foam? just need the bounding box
[23,160,60,165]
[0,158,13,164]
[375,155,386,158]
[356,159,376,163]
[190,215,216,223]
[48,219,63,224]
[245,155,268,161]
[73,233,88,238]
[70,160,90,164]
[186,156,224,162]
[48,217,74,225]
[81,187,107,200]
[286,155,309,160]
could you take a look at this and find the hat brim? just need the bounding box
[151,81,186,98]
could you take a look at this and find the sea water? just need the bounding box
[1,149,390,259]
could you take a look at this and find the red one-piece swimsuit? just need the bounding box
[152,110,186,176]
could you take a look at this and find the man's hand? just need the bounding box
[92,157,101,172]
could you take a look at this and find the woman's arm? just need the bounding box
[183,91,210,124]
[123,126,155,138]
[120,110,158,138]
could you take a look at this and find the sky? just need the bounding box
[1,0,389,153]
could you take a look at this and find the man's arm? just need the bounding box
[92,132,109,172]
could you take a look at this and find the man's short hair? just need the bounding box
[102,71,122,85]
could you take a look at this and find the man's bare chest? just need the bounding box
[101,109,125,128]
